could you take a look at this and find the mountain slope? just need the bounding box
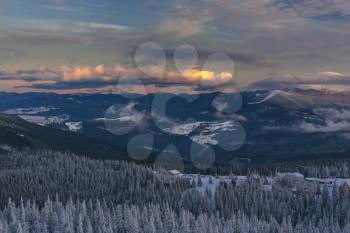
[0,113,127,160]
[2,90,350,164]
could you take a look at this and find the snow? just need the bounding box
[248,90,284,104]
[2,106,69,126]
[3,106,56,115]
[235,175,249,184]
[144,146,175,153]
[177,174,249,208]
[169,170,182,176]
[164,122,203,135]
[96,116,141,122]
[65,122,82,132]
[191,134,218,145]
[0,144,13,152]
[19,115,69,126]
[176,171,350,207]
[182,174,247,191]
[97,102,143,124]
[277,172,304,179]
[166,121,236,136]
[306,177,350,186]
[182,175,232,200]
[206,121,237,132]
[165,121,239,146]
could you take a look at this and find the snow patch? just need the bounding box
[191,134,218,146]
[0,144,13,152]
[165,121,239,146]
[20,115,69,126]
[164,122,203,135]
[248,90,284,104]
[65,122,82,132]
[3,106,57,115]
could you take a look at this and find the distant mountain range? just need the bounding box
[1,88,350,164]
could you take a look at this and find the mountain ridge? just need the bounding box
[1,89,350,164]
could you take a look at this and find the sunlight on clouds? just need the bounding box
[61,65,107,81]
[0,64,237,93]
[2,0,350,92]
[182,68,233,82]
[318,71,345,77]
[57,64,234,84]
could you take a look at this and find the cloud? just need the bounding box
[157,19,206,39]
[127,43,274,71]
[70,22,132,33]
[162,48,276,67]
[3,0,350,89]
[296,120,350,133]
[248,71,350,91]
[315,108,350,121]
[295,108,350,133]
[154,4,213,38]
[272,0,350,20]
[2,64,238,92]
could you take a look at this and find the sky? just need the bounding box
[1,0,350,93]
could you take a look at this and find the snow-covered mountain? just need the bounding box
[1,89,350,164]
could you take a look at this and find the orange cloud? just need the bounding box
[0,64,238,93]
[56,65,234,85]
[182,68,233,83]
[60,65,110,81]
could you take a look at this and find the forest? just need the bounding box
[1,150,350,232]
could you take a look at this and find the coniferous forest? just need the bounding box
[1,150,350,233]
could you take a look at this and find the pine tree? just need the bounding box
[197,175,202,187]
[209,176,213,185]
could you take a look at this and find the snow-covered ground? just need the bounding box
[164,121,241,146]
[2,106,70,126]
[65,122,82,132]
[164,122,203,135]
[19,115,69,126]
[248,90,284,104]
[0,144,13,152]
[3,106,56,115]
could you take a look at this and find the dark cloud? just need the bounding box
[22,80,117,90]
[248,71,350,92]
[204,49,274,68]
[129,45,275,68]
[19,76,196,90]
[0,75,40,82]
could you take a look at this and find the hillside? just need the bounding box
[0,113,127,160]
[1,90,350,164]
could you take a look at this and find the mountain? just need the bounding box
[240,88,350,162]
[1,89,350,164]
[0,113,127,160]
